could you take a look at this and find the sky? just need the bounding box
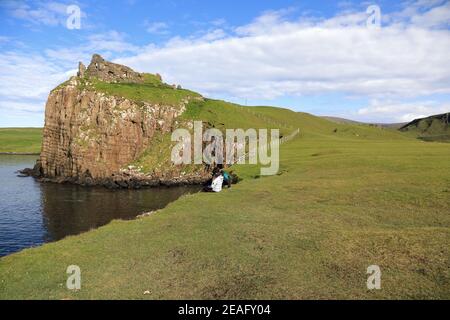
[0,0,449,127]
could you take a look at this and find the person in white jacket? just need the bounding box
[211,173,224,192]
[204,171,224,192]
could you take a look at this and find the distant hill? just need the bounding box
[374,122,407,129]
[321,116,361,125]
[321,116,406,129]
[399,112,450,142]
[0,128,42,154]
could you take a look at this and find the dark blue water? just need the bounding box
[0,155,200,257]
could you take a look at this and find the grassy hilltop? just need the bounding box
[1,94,449,299]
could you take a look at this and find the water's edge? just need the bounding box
[20,163,210,189]
[0,155,201,257]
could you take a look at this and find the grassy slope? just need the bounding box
[132,99,297,174]
[133,99,411,175]
[90,73,201,106]
[400,115,450,142]
[0,128,42,153]
[1,108,449,299]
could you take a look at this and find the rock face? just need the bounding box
[36,54,205,188]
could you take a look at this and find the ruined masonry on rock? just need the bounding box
[37,54,201,187]
[77,62,86,78]
[85,54,144,83]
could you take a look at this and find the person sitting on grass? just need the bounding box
[221,169,232,189]
[203,171,224,192]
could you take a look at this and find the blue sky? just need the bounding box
[1,0,449,127]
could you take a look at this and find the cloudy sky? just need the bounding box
[0,0,449,127]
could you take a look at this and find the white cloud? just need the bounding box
[0,99,45,113]
[357,99,450,122]
[45,30,140,63]
[0,27,146,119]
[85,31,140,53]
[387,0,450,28]
[0,51,76,116]
[211,18,226,27]
[1,1,77,27]
[197,29,227,42]
[0,27,143,118]
[0,52,70,101]
[116,4,450,101]
[410,2,450,28]
[145,21,170,35]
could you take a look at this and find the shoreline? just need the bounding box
[36,175,210,189]
[19,166,211,189]
[0,152,40,155]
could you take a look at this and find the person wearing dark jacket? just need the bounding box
[221,169,232,188]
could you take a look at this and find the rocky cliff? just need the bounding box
[33,54,208,188]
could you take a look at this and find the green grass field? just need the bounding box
[1,105,449,299]
[87,73,202,106]
[0,128,42,153]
